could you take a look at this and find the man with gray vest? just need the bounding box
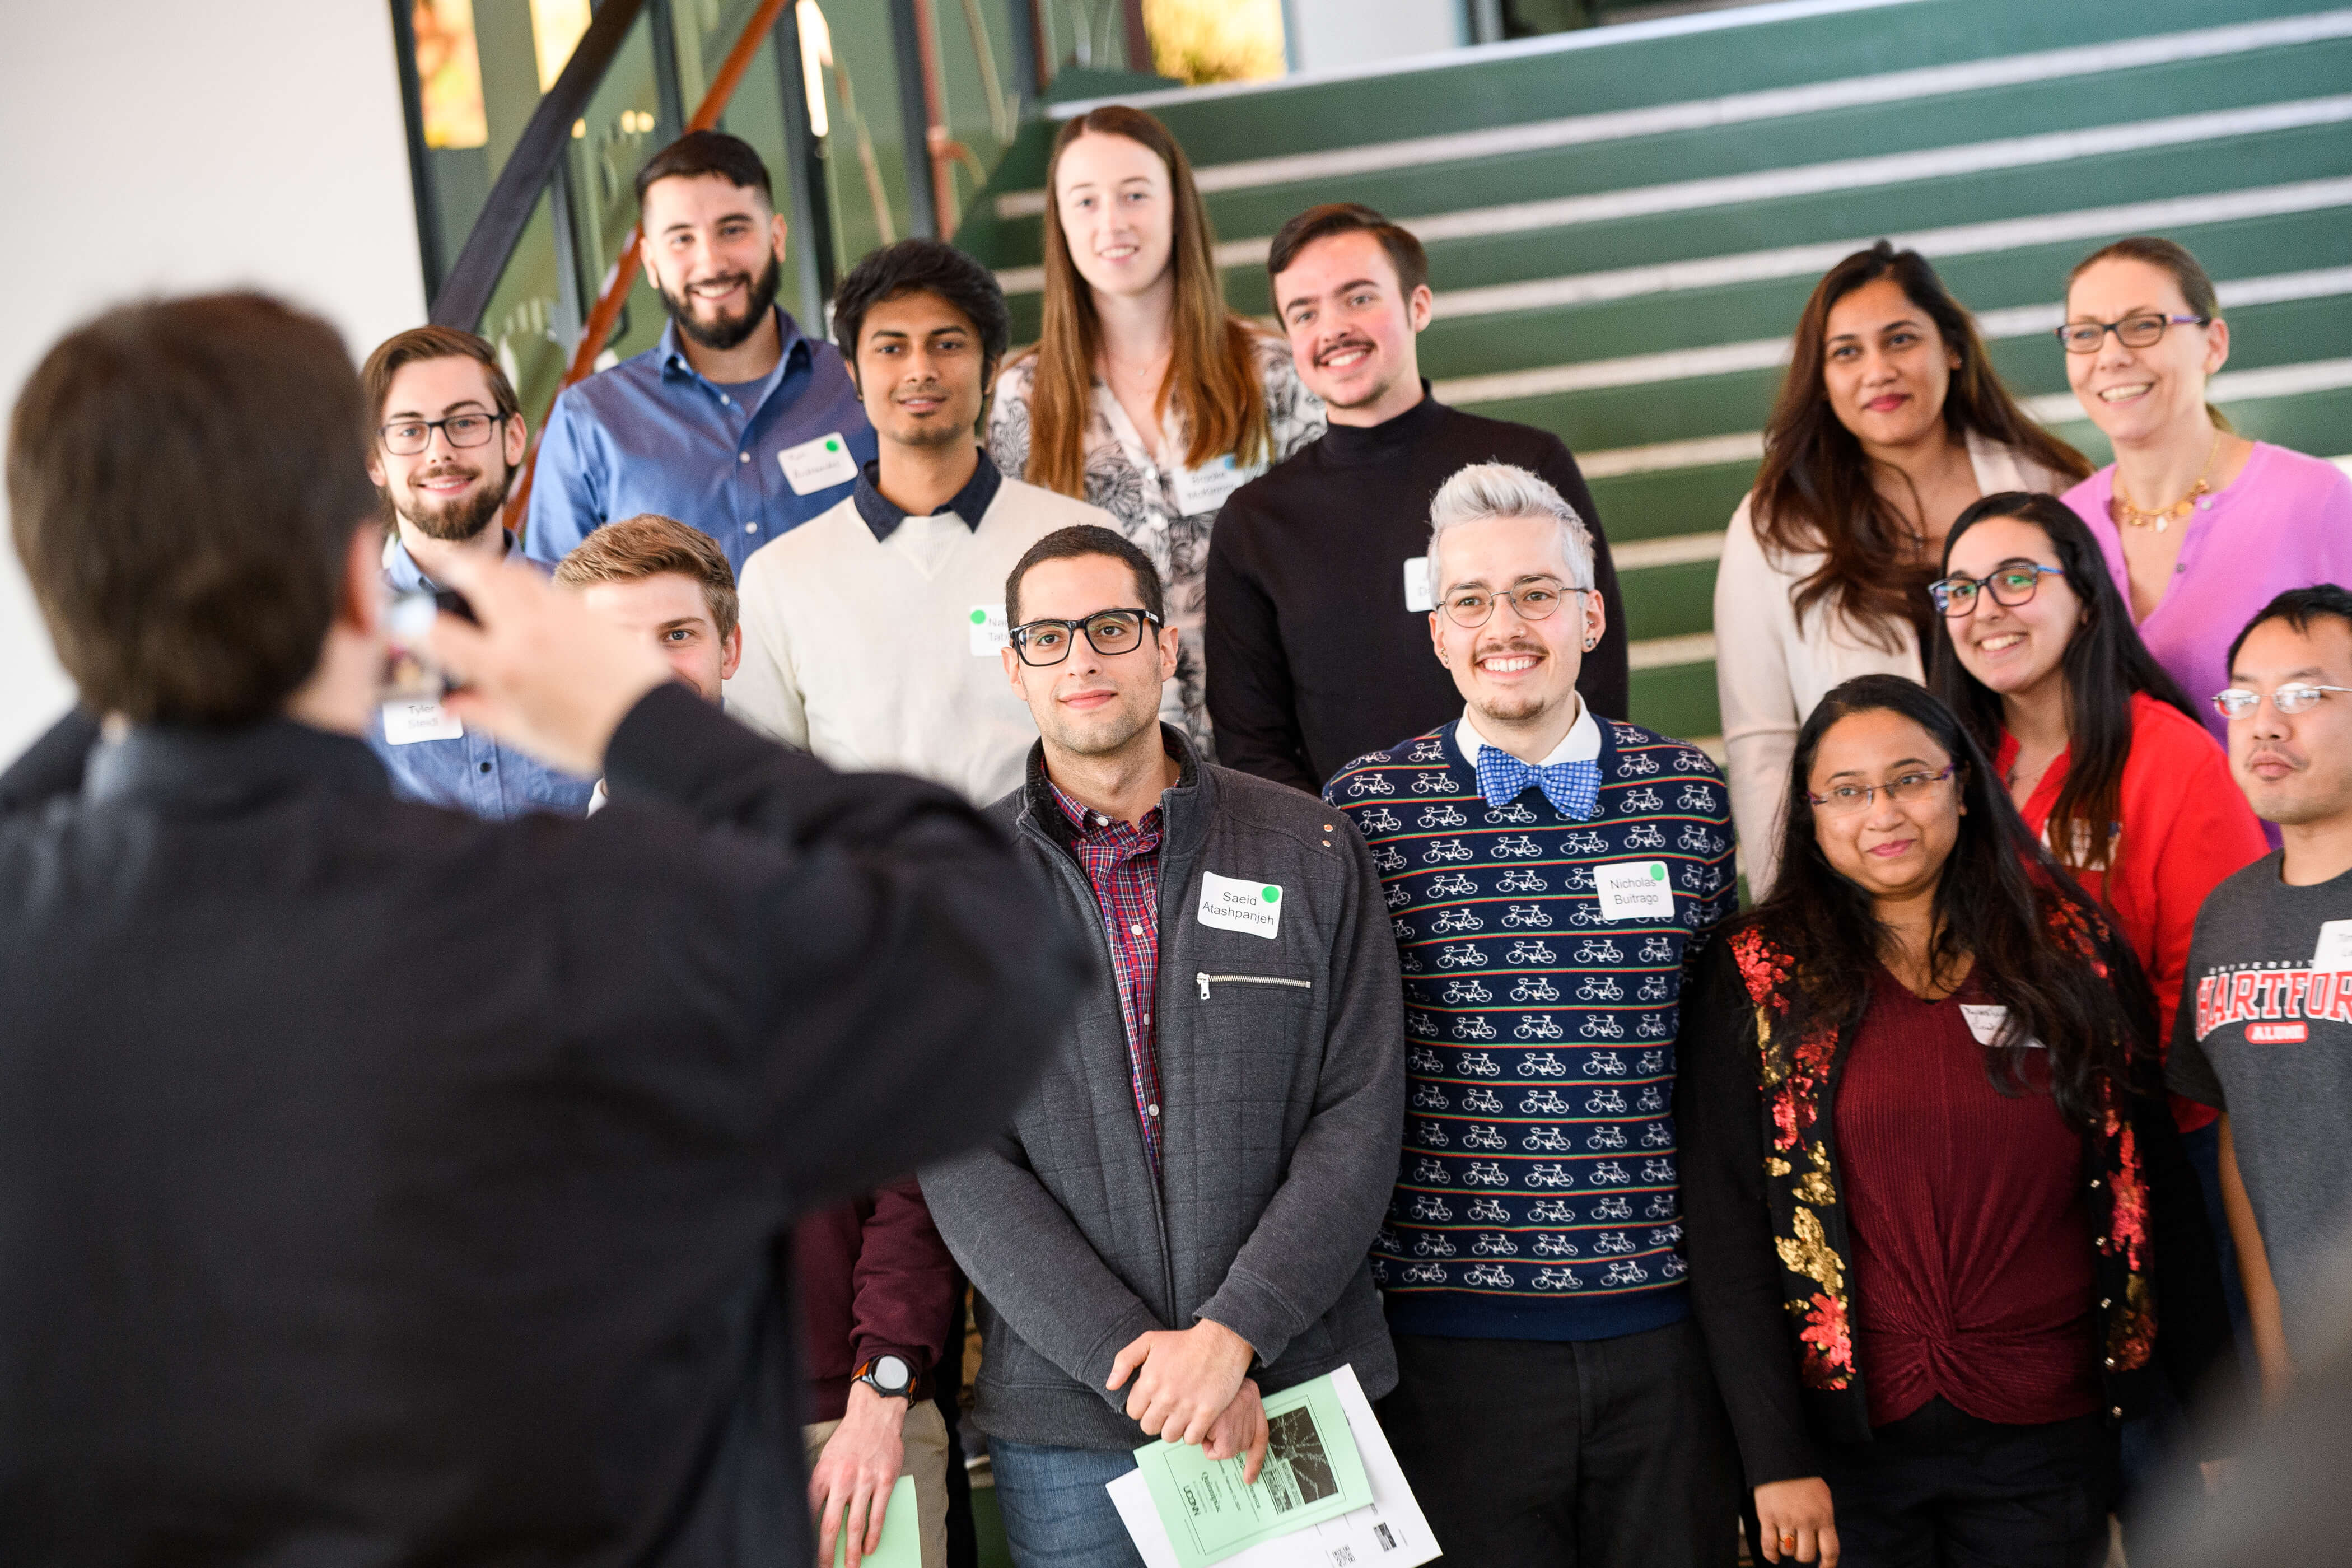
[920,525,1404,1567]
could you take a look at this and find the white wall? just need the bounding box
[0,1,430,759]
[1285,0,1467,74]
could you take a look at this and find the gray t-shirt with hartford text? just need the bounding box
[2169,852,2352,1357]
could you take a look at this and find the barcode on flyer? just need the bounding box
[1326,1549,1354,1566]
[1375,1523,1398,1550]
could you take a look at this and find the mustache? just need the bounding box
[1314,334,1376,366]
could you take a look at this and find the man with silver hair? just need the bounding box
[1326,462,1756,1566]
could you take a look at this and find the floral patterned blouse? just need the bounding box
[988,332,1324,759]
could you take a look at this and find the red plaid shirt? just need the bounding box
[1048,778,1168,1173]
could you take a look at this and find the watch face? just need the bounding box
[871,1354,911,1391]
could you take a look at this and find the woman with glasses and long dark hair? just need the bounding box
[2058,236,2352,748]
[990,105,1323,757]
[1678,675,2229,1567]
[1716,242,2088,895]
[1927,491,2266,1079]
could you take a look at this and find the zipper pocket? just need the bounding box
[1196,972,1314,1000]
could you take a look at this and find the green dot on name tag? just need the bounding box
[970,608,987,623]
[1650,865,1666,881]
[825,437,841,452]
[1263,886,1280,903]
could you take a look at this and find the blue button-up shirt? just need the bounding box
[523,306,876,576]
[368,533,597,820]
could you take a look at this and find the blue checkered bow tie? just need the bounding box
[1475,748,1601,820]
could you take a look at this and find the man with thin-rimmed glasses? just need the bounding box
[2169,583,2352,1406]
[360,326,593,818]
[920,524,1405,1567]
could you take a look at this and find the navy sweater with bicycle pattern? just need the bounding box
[1324,716,1735,1341]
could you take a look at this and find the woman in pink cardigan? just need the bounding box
[2059,236,2352,746]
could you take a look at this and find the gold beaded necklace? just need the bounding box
[2112,432,2223,532]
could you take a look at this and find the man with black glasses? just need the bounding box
[920,525,1405,1566]
[363,325,593,817]
[727,239,1107,802]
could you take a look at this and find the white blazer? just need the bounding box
[1714,432,2075,896]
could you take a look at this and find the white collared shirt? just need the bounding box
[1457,696,1599,772]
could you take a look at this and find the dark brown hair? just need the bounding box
[1927,492,2196,878]
[1742,673,2150,1123]
[553,513,739,641]
[1005,524,1164,627]
[833,238,1011,390]
[2066,235,2232,433]
[1015,106,1271,498]
[633,128,772,208]
[361,324,521,430]
[8,293,379,725]
[1752,241,2090,650]
[1267,201,1430,299]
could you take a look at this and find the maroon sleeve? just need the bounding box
[847,1176,959,1380]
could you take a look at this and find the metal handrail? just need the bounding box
[427,0,651,333]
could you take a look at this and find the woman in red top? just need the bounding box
[1924,494,2262,1543]
[1925,491,2267,1095]
[1678,676,2229,1567]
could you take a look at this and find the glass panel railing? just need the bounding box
[477,184,576,431]
[427,0,1068,437]
[805,0,922,273]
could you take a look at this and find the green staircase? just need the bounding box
[950,0,2352,747]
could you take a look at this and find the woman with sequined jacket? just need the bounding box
[1677,674,2232,1567]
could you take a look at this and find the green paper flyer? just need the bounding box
[828,1473,919,1568]
[1132,1373,1373,1568]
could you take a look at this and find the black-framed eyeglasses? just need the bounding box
[1928,561,2066,616]
[2053,314,2211,354]
[380,410,508,456]
[1439,579,1585,629]
[1009,608,1161,666]
[2211,683,2352,720]
[1806,763,1958,816]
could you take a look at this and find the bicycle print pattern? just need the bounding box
[1327,717,1734,1302]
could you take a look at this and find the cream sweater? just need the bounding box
[1714,432,2075,895]
[726,474,1112,804]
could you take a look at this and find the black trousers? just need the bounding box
[1376,1320,1743,1567]
[1819,1397,2117,1568]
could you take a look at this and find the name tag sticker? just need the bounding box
[1593,860,1674,921]
[777,431,859,494]
[382,699,463,745]
[2312,919,2352,972]
[1169,454,1261,516]
[968,603,1009,655]
[1403,556,1434,613]
[1198,871,1283,940]
[1960,1003,2046,1049]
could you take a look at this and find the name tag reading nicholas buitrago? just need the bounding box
[1198,872,1284,939]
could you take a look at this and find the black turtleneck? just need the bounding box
[1204,386,1629,793]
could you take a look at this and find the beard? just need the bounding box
[656,251,783,352]
[388,457,513,543]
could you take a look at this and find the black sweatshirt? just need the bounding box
[1204,388,1630,794]
[0,687,1085,1564]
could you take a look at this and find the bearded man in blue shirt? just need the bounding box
[525,131,876,576]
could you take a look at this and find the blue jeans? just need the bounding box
[988,1437,1146,1568]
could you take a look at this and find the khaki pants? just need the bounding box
[802,1398,949,1568]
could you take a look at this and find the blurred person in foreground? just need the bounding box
[0,292,1081,1564]
[562,513,965,1568]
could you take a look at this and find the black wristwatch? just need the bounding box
[853,1353,916,1402]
